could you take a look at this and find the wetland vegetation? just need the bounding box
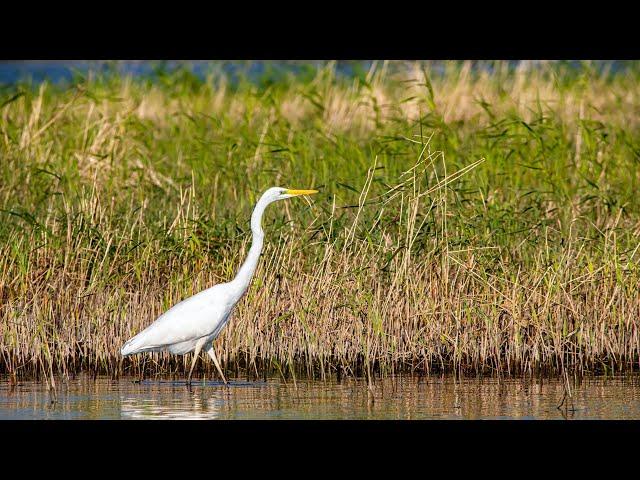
[1,61,639,382]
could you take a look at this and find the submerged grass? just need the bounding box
[1,60,640,381]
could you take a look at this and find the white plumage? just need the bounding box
[120,283,235,355]
[120,186,318,384]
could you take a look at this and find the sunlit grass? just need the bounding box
[1,60,639,380]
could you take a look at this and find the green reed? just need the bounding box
[1,61,639,380]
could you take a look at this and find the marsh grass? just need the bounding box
[1,61,639,381]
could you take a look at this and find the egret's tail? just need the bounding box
[121,331,163,356]
[120,336,143,356]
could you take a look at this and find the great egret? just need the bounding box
[120,187,318,384]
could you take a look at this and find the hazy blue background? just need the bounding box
[0,60,632,86]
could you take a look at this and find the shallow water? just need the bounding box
[1,374,639,419]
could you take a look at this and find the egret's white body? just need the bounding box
[120,187,317,383]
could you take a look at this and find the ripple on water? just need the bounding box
[1,374,639,420]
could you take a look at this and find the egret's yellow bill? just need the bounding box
[285,189,319,196]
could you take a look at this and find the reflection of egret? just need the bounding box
[121,187,318,384]
[120,387,222,420]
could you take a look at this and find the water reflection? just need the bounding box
[121,393,219,420]
[120,381,256,420]
[1,374,639,420]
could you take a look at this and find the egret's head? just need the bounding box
[262,186,319,202]
[253,187,319,231]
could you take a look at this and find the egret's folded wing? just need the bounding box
[121,285,230,355]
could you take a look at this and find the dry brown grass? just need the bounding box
[1,61,639,381]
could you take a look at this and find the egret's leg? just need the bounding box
[206,345,227,385]
[187,340,205,385]
[135,355,147,384]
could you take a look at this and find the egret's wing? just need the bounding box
[121,284,232,354]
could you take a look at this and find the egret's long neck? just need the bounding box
[230,196,270,295]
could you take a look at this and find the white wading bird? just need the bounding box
[120,187,318,384]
